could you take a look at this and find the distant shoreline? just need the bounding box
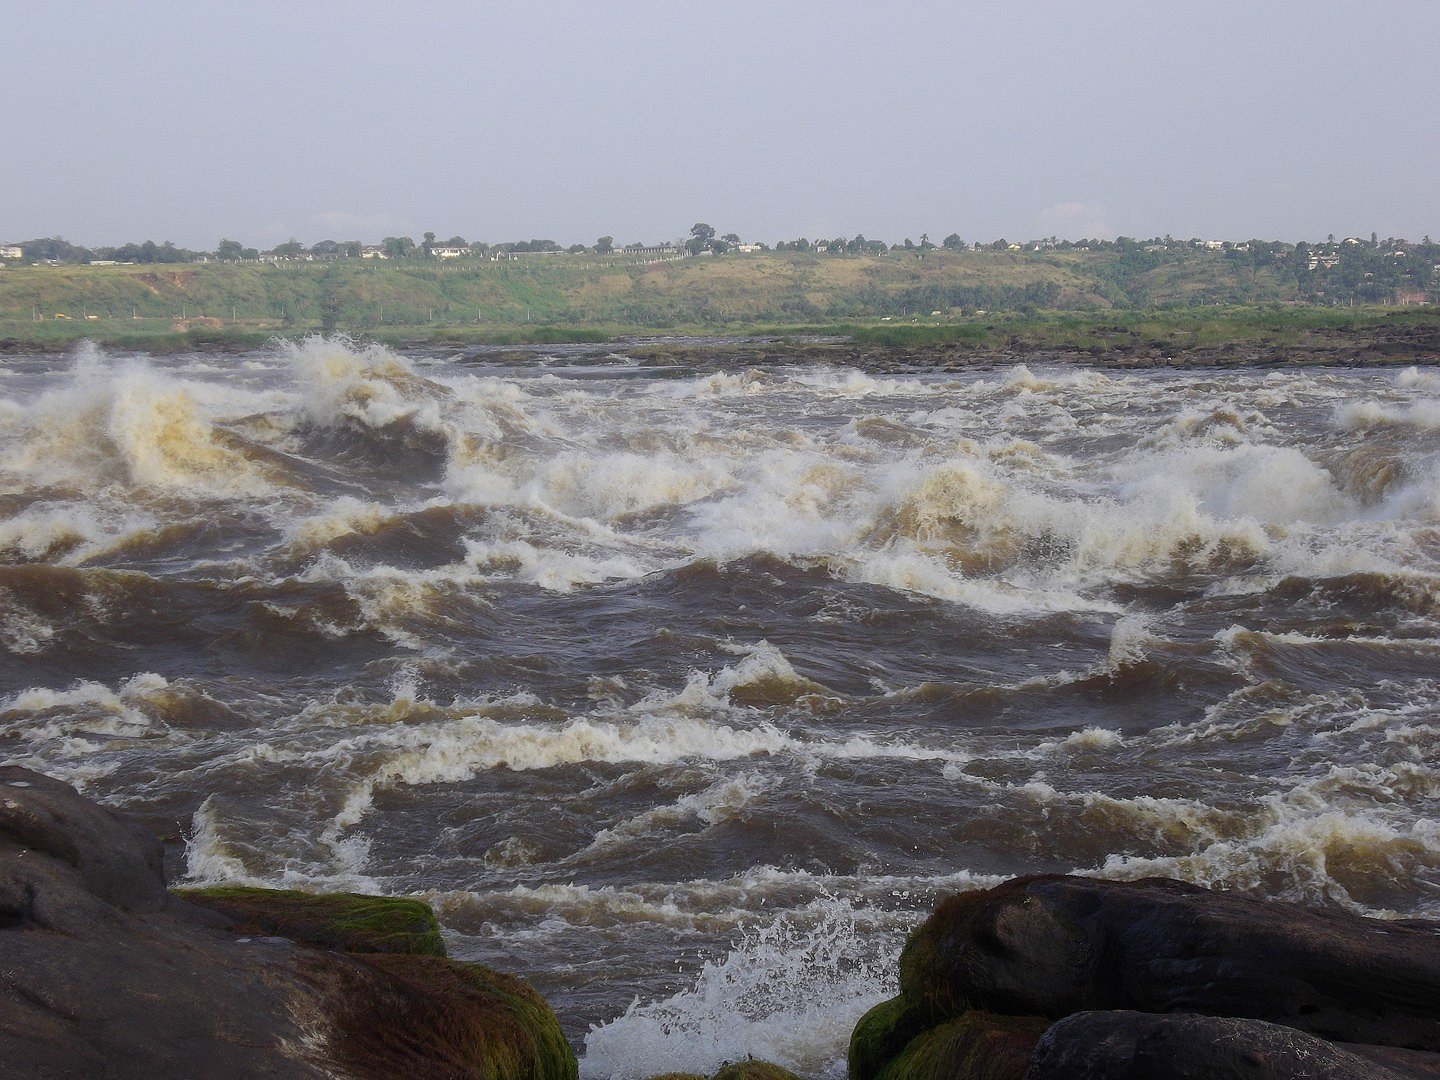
[1,306,1436,370]
[1,247,1436,360]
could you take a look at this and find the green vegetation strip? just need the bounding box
[176,885,447,956]
[1,250,1435,354]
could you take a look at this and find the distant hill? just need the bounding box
[0,243,1435,349]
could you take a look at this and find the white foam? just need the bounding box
[987,363,1114,395]
[1039,726,1126,753]
[184,796,260,884]
[658,369,769,398]
[2,672,170,730]
[183,795,381,890]
[1337,398,1440,431]
[1139,406,1270,449]
[841,544,1119,615]
[286,334,445,432]
[526,449,735,520]
[288,497,394,547]
[320,704,963,834]
[584,773,781,852]
[581,897,901,1079]
[0,600,57,655]
[461,538,651,591]
[170,354,1440,615]
[672,641,833,708]
[787,368,940,398]
[293,655,964,836]
[317,712,796,834]
[1,352,274,496]
[0,672,218,793]
[0,505,122,562]
[430,866,1005,936]
[1116,443,1352,527]
[1093,797,1440,917]
[1396,366,1440,393]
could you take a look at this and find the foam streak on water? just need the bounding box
[3,339,1440,1076]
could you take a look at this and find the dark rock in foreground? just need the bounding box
[854,873,1440,1080]
[643,1064,801,1080]
[710,1062,804,1080]
[1028,1011,1423,1079]
[0,766,576,1079]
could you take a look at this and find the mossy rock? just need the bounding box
[850,996,935,1080]
[297,950,577,1080]
[896,881,1092,1021]
[710,1062,802,1080]
[643,1074,708,1080]
[175,885,445,956]
[896,914,948,1012]
[875,1011,1047,1080]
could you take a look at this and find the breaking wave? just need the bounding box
[581,897,900,1079]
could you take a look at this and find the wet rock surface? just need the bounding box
[176,884,448,956]
[0,766,575,1079]
[855,874,1440,1080]
[1027,1011,1422,1079]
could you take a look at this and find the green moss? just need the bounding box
[850,996,936,1080]
[172,886,577,1078]
[306,951,577,1080]
[897,913,954,1017]
[875,1012,1047,1080]
[175,885,445,957]
[896,887,1009,1017]
[710,1061,803,1080]
[448,960,578,1080]
[857,887,1052,1078]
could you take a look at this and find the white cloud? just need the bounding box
[1029,201,1114,240]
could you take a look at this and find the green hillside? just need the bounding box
[0,244,1435,352]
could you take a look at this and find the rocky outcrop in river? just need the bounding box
[852,874,1440,1079]
[0,765,575,1078]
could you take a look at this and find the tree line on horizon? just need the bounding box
[11,225,1437,263]
[6,229,1437,309]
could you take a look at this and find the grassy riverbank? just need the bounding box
[0,253,1434,360]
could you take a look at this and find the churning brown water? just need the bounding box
[2,338,1438,1076]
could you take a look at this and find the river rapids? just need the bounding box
[1,337,1438,1076]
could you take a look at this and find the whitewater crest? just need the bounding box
[0,348,275,496]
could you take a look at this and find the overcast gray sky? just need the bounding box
[5,1,1438,249]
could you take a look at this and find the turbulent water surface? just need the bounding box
[3,338,1439,1076]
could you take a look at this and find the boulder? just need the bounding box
[642,1066,799,1080]
[0,764,170,921]
[292,950,576,1079]
[851,996,937,1080]
[1025,1011,1425,1080]
[855,873,1440,1079]
[879,1011,1047,1080]
[0,766,576,1079]
[851,999,1046,1080]
[710,1062,803,1080]
[901,874,1440,1049]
